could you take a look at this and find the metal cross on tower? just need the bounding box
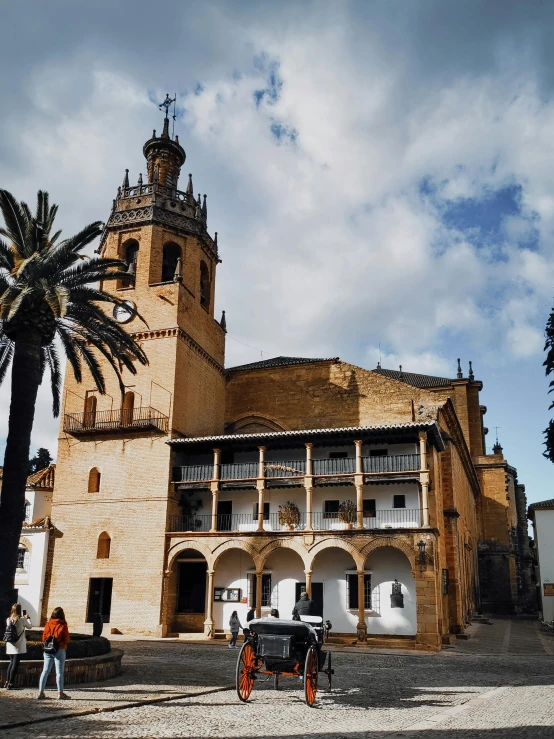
[159,93,177,136]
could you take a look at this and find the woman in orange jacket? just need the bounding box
[36,607,71,700]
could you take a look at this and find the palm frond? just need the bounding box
[0,190,30,257]
[0,336,14,385]
[41,343,62,416]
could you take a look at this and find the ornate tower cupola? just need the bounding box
[143,95,186,188]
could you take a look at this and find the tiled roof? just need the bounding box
[22,516,53,530]
[372,367,454,389]
[0,465,56,489]
[168,420,444,450]
[529,499,554,510]
[226,356,338,373]
[27,465,55,489]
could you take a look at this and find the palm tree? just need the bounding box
[0,189,147,618]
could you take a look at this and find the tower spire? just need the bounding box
[186,173,194,196]
[456,358,463,379]
[122,169,129,189]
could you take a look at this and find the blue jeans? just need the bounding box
[230,631,239,646]
[39,650,66,692]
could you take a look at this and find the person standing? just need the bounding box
[229,611,242,648]
[4,604,32,689]
[36,607,71,700]
[292,590,315,620]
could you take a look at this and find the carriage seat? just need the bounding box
[248,618,316,639]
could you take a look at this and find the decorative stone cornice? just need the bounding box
[131,327,224,375]
[102,205,218,262]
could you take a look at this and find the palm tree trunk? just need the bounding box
[0,332,42,619]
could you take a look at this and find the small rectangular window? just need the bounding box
[363,499,376,517]
[253,502,270,521]
[393,494,406,509]
[249,573,272,608]
[329,452,348,459]
[370,449,388,457]
[324,500,339,518]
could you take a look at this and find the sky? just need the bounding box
[1,0,554,506]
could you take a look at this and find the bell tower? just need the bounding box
[97,105,227,436]
[47,108,227,636]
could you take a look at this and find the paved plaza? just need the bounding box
[1,616,553,738]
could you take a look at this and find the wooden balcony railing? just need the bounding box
[174,454,421,484]
[168,509,421,533]
[64,407,169,435]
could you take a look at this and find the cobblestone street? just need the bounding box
[1,617,553,738]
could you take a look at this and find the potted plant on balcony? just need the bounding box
[179,492,203,530]
[338,500,357,529]
[278,501,300,530]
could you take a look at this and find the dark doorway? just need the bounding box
[177,561,207,613]
[217,500,232,531]
[87,578,113,623]
[295,582,324,618]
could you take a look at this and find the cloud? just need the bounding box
[2,1,554,488]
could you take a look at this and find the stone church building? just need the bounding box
[43,112,534,650]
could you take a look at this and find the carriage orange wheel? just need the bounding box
[236,642,256,702]
[304,645,318,706]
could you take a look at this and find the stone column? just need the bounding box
[255,571,263,618]
[257,446,266,532]
[355,440,364,529]
[204,570,215,638]
[305,443,313,530]
[356,570,367,642]
[304,570,313,599]
[419,432,430,528]
[210,448,221,532]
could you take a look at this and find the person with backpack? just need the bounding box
[36,607,71,700]
[228,611,242,648]
[3,603,32,689]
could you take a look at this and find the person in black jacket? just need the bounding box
[292,591,315,619]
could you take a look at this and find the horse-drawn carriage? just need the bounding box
[236,616,334,706]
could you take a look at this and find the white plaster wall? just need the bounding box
[16,530,50,625]
[536,510,554,621]
[32,490,53,521]
[213,549,255,631]
[365,547,416,636]
[264,549,306,619]
[312,548,360,633]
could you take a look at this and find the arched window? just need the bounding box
[97,532,111,559]
[88,467,101,494]
[161,243,181,283]
[122,239,139,286]
[24,500,31,523]
[17,544,30,572]
[121,391,135,425]
[200,261,210,309]
[84,394,97,428]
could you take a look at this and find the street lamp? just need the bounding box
[417,539,426,565]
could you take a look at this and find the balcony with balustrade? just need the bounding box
[64,407,169,435]
[167,422,441,535]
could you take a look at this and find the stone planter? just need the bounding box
[0,649,123,688]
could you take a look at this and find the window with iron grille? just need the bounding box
[17,545,30,571]
[248,573,272,608]
[24,501,31,523]
[346,573,371,610]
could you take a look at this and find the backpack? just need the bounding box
[3,620,19,644]
[42,633,59,654]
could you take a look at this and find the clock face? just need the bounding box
[113,300,136,324]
